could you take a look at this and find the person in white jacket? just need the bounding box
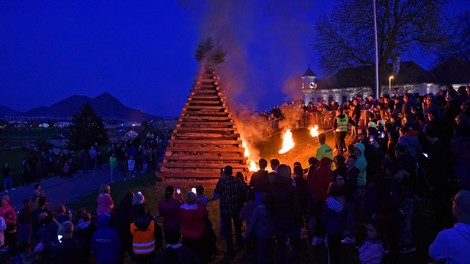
[429,190,470,264]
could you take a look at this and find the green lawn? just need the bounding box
[1,127,60,138]
[0,149,38,186]
[0,127,62,187]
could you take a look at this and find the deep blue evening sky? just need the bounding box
[0,0,468,118]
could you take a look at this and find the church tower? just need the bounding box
[301,65,317,105]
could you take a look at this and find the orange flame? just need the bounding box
[242,140,259,172]
[278,129,295,154]
[309,125,319,137]
[248,160,258,171]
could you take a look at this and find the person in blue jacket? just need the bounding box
[92,214,121,264]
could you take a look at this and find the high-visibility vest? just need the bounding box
[336,116,349,132]
[130,220,156,255]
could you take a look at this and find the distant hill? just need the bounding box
[0,105,20,116]
[1,92,161,121]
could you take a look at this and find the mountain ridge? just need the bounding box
[0,93,161,121]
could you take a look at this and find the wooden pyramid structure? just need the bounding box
[161,65,249,178]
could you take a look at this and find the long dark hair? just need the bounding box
[367,219,389,249]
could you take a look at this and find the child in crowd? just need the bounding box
[244,193,274,264]
[239,190,256,229]
[96,184,114,216]
[32,184,45,207]
[359,219,388,264]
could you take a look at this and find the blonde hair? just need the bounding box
[100,184,110,194]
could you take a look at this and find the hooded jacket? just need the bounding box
[130,214,163,254]
[268,171,302,228]
[395,134,422,162]
[359,239,387,264]
[429,223,470,264]
[321,196,346,236]
[354,143,367,187]
[92,214,121,264]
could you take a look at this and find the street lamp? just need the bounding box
[388,76,394,96]
[373,0,379,99]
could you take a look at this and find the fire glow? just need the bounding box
[278,129,295,154]
[309,125,319,137]
[242,140,260,172]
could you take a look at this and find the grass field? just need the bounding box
[1,127,60,138]
[0,149,38,187]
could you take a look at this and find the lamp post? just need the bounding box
[373,0,379,99]
[388,76,394,96]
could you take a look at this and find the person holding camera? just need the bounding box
[51,221,86,264]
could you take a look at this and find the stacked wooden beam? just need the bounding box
[161,66,249,178]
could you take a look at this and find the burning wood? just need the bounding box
[309,125,319,137]
[242,139,260,172]
[278,129,295,154]
[248,160,259,172]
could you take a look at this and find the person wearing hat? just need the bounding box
[333,107,355,154]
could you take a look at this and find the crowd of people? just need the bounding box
[0,85,469,263]
[247,85,470,263]
[2,133,168,192]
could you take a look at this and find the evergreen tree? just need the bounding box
[195,37,227,64]
[68,103,107,151]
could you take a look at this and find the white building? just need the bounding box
[301,58,470,105]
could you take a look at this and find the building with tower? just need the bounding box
[300,58,470,105]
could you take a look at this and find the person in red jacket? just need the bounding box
[0,195,17,248]
[307,157,334,246]
[179,191,209,263]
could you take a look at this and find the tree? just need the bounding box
[68,103,107,151]
[434,11,470,63]
[195,37,227,64]
[313,0,448,95]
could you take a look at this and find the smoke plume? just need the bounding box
[178,0,315,112]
